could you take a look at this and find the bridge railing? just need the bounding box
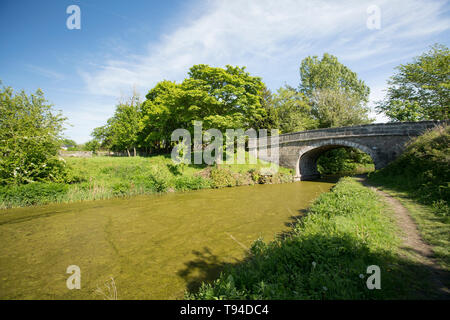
[255,120,448,147]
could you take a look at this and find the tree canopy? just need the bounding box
[298,53,372,128]
[0,83,68,185]
[272,86,316,133]
[299,53,370,104]
[91,94,142,155]
[376,44,449,121]
[139,64,266,150]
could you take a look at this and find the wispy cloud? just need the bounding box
[26,64,65,81]
[80,0,449,113]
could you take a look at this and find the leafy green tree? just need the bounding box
[299,53,371,128]
[140,65,267,150]
[91,125,112,150]
[60,138,77,147]
[377,44,450,121]
[84,139,100,154]
[108,94,142,156]
[0,82,68,185]
[312,88,372,128]
[299,53,370,103]
[254,85,279,131]
[272,86,316,133]
[139,80,186,151]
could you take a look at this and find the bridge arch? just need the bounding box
[296,139,379,180]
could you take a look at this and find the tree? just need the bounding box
[91,125,112,150]
[272,86,316,133]
[254,85,279,131]
[92,93,142,156]
[299,53,371,128]
[84,139,100,154]
[376,44,450,121]
[312,88,372,128]
[0,82,68,185]
[299,53,370,103]
[109,94,141,156]
[60,138,77,147]
[140,64,267,150]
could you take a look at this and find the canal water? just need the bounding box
[0,178,337,299]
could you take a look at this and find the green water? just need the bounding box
[0,179,336,299]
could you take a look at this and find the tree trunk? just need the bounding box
[133,147,136,157]
[127,149,130,157]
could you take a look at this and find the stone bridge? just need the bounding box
[257,121,446,180]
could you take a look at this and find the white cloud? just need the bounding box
[77,0,448,133]
[82,0,449,98]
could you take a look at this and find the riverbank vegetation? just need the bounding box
[369,124,449,269]
[188,177,441,299]
[369,124,449,217]
[1,44,447,210]
[0,155,293,209]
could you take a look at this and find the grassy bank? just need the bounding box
[368,124,449,271]
[0,154,293,209]
[188,177,441,299]
[369,124,449,216]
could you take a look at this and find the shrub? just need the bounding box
[210,167,237,188]
[0,84,68,185]
[146,169,171,193]
[111,182,131,196]
[0,183,68,208]
[174,176,210,191]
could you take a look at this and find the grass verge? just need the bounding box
[187,177,441,299]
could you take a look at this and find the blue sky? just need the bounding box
[1,0,449,143]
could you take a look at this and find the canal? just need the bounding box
[0,178,337,299]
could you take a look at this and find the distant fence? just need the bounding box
[59,150,93,158]
[59,150,153,158]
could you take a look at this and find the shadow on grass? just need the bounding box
[177,247,235,293]
[178,231,449,300]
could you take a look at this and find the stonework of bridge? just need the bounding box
[257,121,446,181]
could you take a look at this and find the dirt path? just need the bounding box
[358,177,449,299]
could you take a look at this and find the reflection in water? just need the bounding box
[0,178,337,299]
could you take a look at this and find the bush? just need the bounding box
[111,182,131,196]
[146,169,171,193]
[0,183,68,208]
[0,84,68,185]
[174,176,211,191]
[210,167,237,188]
